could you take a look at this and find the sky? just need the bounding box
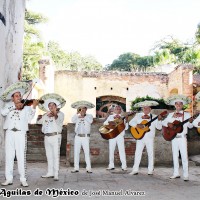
[26,0,200,67]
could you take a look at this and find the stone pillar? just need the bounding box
[0,0,26,165]
[181,65,194,113]
[39,57,55,93]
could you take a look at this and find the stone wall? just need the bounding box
[66,120,200,167]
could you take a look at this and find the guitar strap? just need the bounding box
[150,114,152,121]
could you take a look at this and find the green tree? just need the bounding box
[47,41,102,71]
[107,53,155,72]
[107,52,140,71]
[22,10,48,80]
[195,23,200,44]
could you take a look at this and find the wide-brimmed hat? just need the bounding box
[71,100,95,109]
[165,94,191,106]
[38,93,66,112]
[195,91,200,102]
[134,100,159,108]
[0,82,31,101]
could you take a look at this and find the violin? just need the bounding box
[21,99,44,106]
[15,99,44,110]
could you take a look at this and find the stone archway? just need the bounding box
[96,95,126,118]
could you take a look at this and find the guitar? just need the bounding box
[99,112,135,140]
[162,113,199,141]
[130,111,168,140]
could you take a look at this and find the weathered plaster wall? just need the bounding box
[0,0,25,165]
[54,71,170,123]
[53,65,193,124]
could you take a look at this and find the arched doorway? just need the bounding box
[96,95,126,118]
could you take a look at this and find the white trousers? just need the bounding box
[44,134,62,177]
[5,130,27,182]
[171,137,188,178]
[108,134,127,169]
[133,137,154,172]
[74,135,91,170]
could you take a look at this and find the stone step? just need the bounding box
[27,134,44,141]
[26,154,47,161]
[26,147,46,154]
[27,141,44,148]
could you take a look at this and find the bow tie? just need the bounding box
[114,115,121,119]
[142,115,150,119]
[173,113,183,118]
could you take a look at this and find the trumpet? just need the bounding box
[77,108,82,114]
[77,108,86,117]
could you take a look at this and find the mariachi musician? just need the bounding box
[129,100,162,175]
[103,105,128,171]
[71,100,94,173]
[37,93,65,181]
[193,91,200,130]
[0,82,39,187]
[162,95,193,181]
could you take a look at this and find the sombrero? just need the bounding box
[0,82,31,101]
[134,100,159,108]
[134,100,159,107]
[165,94,191,106]
[195,91,200,102]
[71,100,95,109]
[38,93,66,112]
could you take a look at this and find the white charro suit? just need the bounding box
[103,114,128,169]
[37,111,64,178]
[71,114,93,171]
[193,115,200,128]
[1,102,36,182]
[162,111,193,178]
[129,113,162,173]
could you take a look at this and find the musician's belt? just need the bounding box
[175,134,186,138]
[11,128,21,132]
[77,134,90,137]
[45,132,61,137]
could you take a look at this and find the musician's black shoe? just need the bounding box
[71,170,79,173]
[106,167,115,170]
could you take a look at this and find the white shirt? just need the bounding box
[37,111,64,134]
[129,112,162,139]
[193,115,200,128]
[71,114,93,135]
[162,111,193,137]
[1,102,36,131]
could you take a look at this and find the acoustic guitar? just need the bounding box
[130,111,168,140]
[99,112,135,140]
[162,113,199,141]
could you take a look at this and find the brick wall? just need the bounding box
[27,120,200,167]
[27,124,67,161]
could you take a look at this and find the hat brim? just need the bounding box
[0,82,31,101]
[168,99,186,106]
[38,93,66,112]
[134,100,159,108]
[165,95,191,106]
[71,101,95,109]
